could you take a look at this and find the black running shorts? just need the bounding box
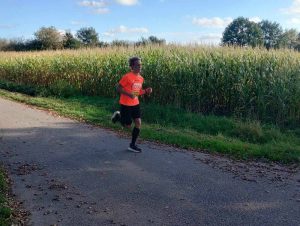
[120,104,141,126]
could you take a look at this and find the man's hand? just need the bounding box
[118,84,136,99]
[128,93,136,99]
[145,87,152,95]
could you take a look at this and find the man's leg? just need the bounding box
[120,105,132,127]
[128,104,142,152]
[130,118,141,147]
[116,105,142,153]
[111,110,121,123]
[128,119,142,152]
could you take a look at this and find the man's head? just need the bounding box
[129,56,142,74]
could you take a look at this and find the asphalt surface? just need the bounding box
[0,97,299,226]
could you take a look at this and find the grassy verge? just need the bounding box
[0,88,299,164]
[0,169,12,226]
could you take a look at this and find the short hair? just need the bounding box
[129,56,141,67]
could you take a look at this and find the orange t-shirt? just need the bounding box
[119,72,144,106]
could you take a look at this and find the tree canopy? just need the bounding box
[279,28,300,49]
[259,20,283,49]
[34,26,63,50]
[63,31,81,49]
[222,17,263,47]
[76,27,99,47]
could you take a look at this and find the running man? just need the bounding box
[111,56,152,153]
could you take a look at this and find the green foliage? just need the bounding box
[142,103,295,145]
[279,28,300,49]
[0,39,9,51]
[2,90,299,163]
[0,171,11,226]
[0,38,39,52]
[111,40,132,47]
[0,80,37,96]
[0,80,80,98]
[148,35,166,45]
[136,36,166,46]
[0,174,6,193]
[229,121,265,143]
[22,39,43,51]
[222,17,263,47]
[0,207,11,222]
[0,46,299,127]
[76,27,99,47]
[34,26,63,50]
[46,80,80,98]
[63,32,81,49]
[259,20,283,49]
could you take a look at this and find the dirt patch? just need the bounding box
[193,153,300,185]
[48,181,68,191]
[1,167,30,225]
[14,163,42,176]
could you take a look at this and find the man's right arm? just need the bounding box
[116,84,135,99]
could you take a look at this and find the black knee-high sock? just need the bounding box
[131,127,140,145]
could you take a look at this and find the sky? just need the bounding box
[1,0,300,44]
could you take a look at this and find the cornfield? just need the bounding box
[0,45,299,126]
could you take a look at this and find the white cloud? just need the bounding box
[71,21,86,26]
[58,29,67,36]
[93,7,110,14]
[280,0,300,15]
[192,17,233,28]
[115,0,139,6]
[0,24,16,29]
[280,0,300,27]
[249,17,261,23]
[78,0,137,15]
[104,25,148,36]
[198,33,222,40]
[154,31,222,45]
[191,33,222,45]
[289,18,300,24]
[78,0,109,14]
[78,0,107,8]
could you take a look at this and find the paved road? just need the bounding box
[0,97,299,226]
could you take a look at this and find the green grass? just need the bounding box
[0,88,299,164]
[0,169,12,226]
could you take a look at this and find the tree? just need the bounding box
[0,38,9,51]
[63,31,81,49]
[259,20,283,50]
[294,33,300,51]
[111,40,132,47]
[135,37,149,46]
[76,27,99,47]
[148,36,166,45]
[5,38,27,51]
[98,41,109,48]
[279,29,299,49]
[25,39,43,51]
[1,38,42,51]
[222,17,263,47]
[34,26,63,50]
[135,36,166,46]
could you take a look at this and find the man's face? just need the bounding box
[131,59,142,74]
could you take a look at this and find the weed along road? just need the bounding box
[0,97,299,226]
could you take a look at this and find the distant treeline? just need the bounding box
[0,17,300,51]
[1,16,300,51]
[0,26,166,51]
